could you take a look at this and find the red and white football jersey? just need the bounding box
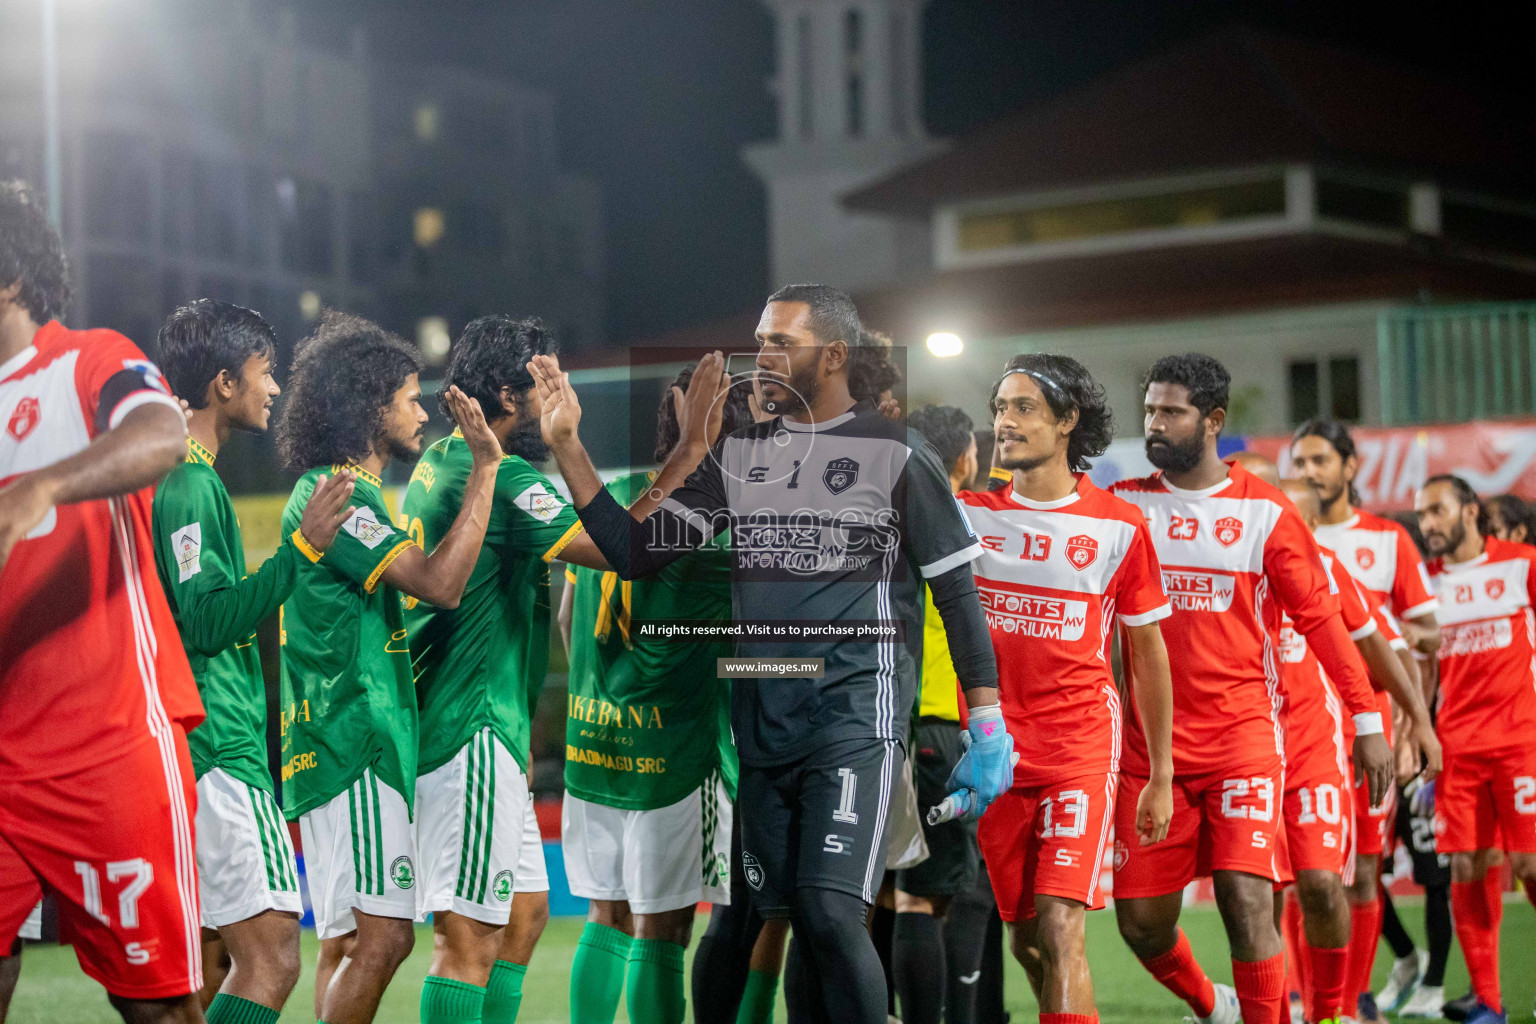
[1425,537,1536,757]
[1112,461,1369,776]
[0,322,201,780]
[957,475,1170,787]
[1279,548,1379,774]
[1315,510,1439,620]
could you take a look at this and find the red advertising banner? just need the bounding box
[1245,419,1536,512]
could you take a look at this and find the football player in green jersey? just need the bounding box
[403,319,734,1024]
[558,365,749,1024]
[274,311,503,1024]
[153,300,358,1024]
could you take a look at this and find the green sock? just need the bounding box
[735,968,779,1024]
[570,922,632,1024]
[624,937,687,1024]
[482,959,528,1024]
[420,974,486,1024]
[205,993,279,1024]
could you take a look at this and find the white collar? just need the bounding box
[1009,486,1081,510]
[1160,471,1234,499]
[0,344,38,381]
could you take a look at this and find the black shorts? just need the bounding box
[1395,786,1449,887]
[738,737,902,916]
[897,718,979,898]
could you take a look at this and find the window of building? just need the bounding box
[191,157,239,261]
[346,191,376,285]
[888,9,907,136]
[957,178,1286,253]
[85,131,152,245]
[796,15,813,139]
[1288,360,1320,424]
[1316,178,1409,231]
[846,75,864,137]
[1329,356,1361,421]
[413,102,440,143]
[1442,199,1536,259]
[86,254,156,348]
[277,178,334,276]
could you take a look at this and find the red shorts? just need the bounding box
[1113,760,1285,900]
[978,773,1116,922]
[0,729,201,999]
[1434,750,1536,855]
[1278,758,1355,882]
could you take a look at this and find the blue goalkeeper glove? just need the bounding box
[932,704,1014,824]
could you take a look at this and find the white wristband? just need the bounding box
[1352,712,1384,737]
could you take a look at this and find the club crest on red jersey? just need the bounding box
[1486,578,1505,600]
[1213,516,1244,547]
[1065,534,1098,570]
[1356,548,1376,570]
[6,396,39,442]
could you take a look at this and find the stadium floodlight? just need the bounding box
[926,332,963,358]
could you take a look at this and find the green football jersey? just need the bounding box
[564,470,737,810]
[404,432,583,776]
[152,437,316,791]
[279,464,418,819]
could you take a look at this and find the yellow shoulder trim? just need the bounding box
[364,539,415,594]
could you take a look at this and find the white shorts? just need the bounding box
[513,796,550,895]
[18,902,40,941]
[416,729,541,925]
[298,769,416,939]
[562,771,732,914]
[196,769,303,929]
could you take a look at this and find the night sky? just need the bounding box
[293,1,1525,347]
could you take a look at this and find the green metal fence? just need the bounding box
[1378,302,1536,425]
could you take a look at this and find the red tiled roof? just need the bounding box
[845,27,1535,216]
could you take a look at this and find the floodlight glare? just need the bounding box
[926,332,963,358]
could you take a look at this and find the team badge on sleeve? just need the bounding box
[1214,516,1244,547]
[122,358,171,394]
[342,506,391,549]
[823,457,859,495]
[1066,534,1099,570]
[172,522,202,581]
[514,482,565,523]
[742,850,765,890]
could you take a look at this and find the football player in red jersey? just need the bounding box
[1415,476,1536,1024]
[1290,418,1442,1019]
[955,355,1175,1024]
[1110,355,1393,1024]
[0,180,205,1024]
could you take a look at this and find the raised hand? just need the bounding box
[444,386,501,467]
[670,351,729,453]
[528,354,582,449]
[298,470,356,552]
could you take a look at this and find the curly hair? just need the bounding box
[848,328,903,405]
[277,310,421,471]
[438,315,555,425]
[654,363,754,463]
[0,180,71,323]
[1142,353,1230,418]
[989,353,1114,472]
[157,299,276,408]
[907,405,975,475]
[1486,493,1533,541]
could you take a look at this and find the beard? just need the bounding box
[1145,432,1204,473]
[1424,519,1466,556]
[995,439,1052,473]
[503,419,550,462]
[760,354,821,417]
[383,429,424,466]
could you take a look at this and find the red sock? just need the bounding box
[1141,930,1217,1018]
[1344,896,1382,1010]
[1309,945,1349,1023]
[1040,1015,1097,1024]
[1452,879,1502,1010]
[1282,891,1312,1011]
[1231,954,1286,1024]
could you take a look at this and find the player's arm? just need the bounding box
[0,401,185,571]
[1124,622,1174,845]
[1266,512,1393,805]
[158,471,356,656]
[558,568,576,658]
[1392,526,1441,654]
[1354,627,1441,779]
[532,353,728,579]
[380,388,498,608]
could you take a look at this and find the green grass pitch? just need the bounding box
[6,902,1531,1023]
